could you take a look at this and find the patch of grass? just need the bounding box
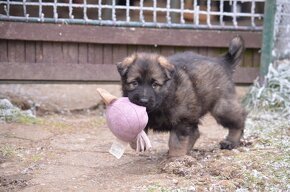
[243,62,290,117]
[0,145,17,158]
[4,112,41,125]
[0,99,38,124]
[29,154,43,163]
[90,116,106,127]
[234,110,290,191]
[46,120,72,130]
[39,118,74,133]
[235,151,290,191]
[16,115,41,125]
[146,184,169,192]
[161,110,289,191]
[132,183,171,192]
[134,183,195,192]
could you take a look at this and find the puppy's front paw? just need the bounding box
[219,139,240,150]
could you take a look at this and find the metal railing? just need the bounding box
[0,0,264,30]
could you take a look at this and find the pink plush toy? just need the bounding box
[97,88,151,158]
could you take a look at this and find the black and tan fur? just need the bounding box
[117,36,247,157]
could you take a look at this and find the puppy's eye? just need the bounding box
[128,80,138,88]
[152,82,161,89]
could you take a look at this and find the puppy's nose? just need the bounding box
[139,97,149,104]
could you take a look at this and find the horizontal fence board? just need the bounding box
[0,62,258,83]
[0,62,120,82]
[0,22,262,48]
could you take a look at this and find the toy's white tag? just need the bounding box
[109,138,128,159]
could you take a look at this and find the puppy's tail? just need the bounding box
[224,35,245,68]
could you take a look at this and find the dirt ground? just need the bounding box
[0,112,289,191]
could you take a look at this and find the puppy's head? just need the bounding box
[117,53,175,112]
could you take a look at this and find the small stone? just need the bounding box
[173,179,178,185]
[232,149,240,154]
[0,99,14,109]
[188,186,196,192]
[1,162,12,168]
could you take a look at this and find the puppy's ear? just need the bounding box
[158,56,175,79]
[116,54,137,76]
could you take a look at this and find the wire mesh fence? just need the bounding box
[273,0,290,60]
[0,0,264,30]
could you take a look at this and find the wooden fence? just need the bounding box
[0,21,261,83]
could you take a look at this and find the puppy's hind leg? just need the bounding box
[211,99,247,150]
[168,123,200,157]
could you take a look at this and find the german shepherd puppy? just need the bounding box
[117,36,246,157]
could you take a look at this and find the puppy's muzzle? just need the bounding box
[139,97,149,105]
